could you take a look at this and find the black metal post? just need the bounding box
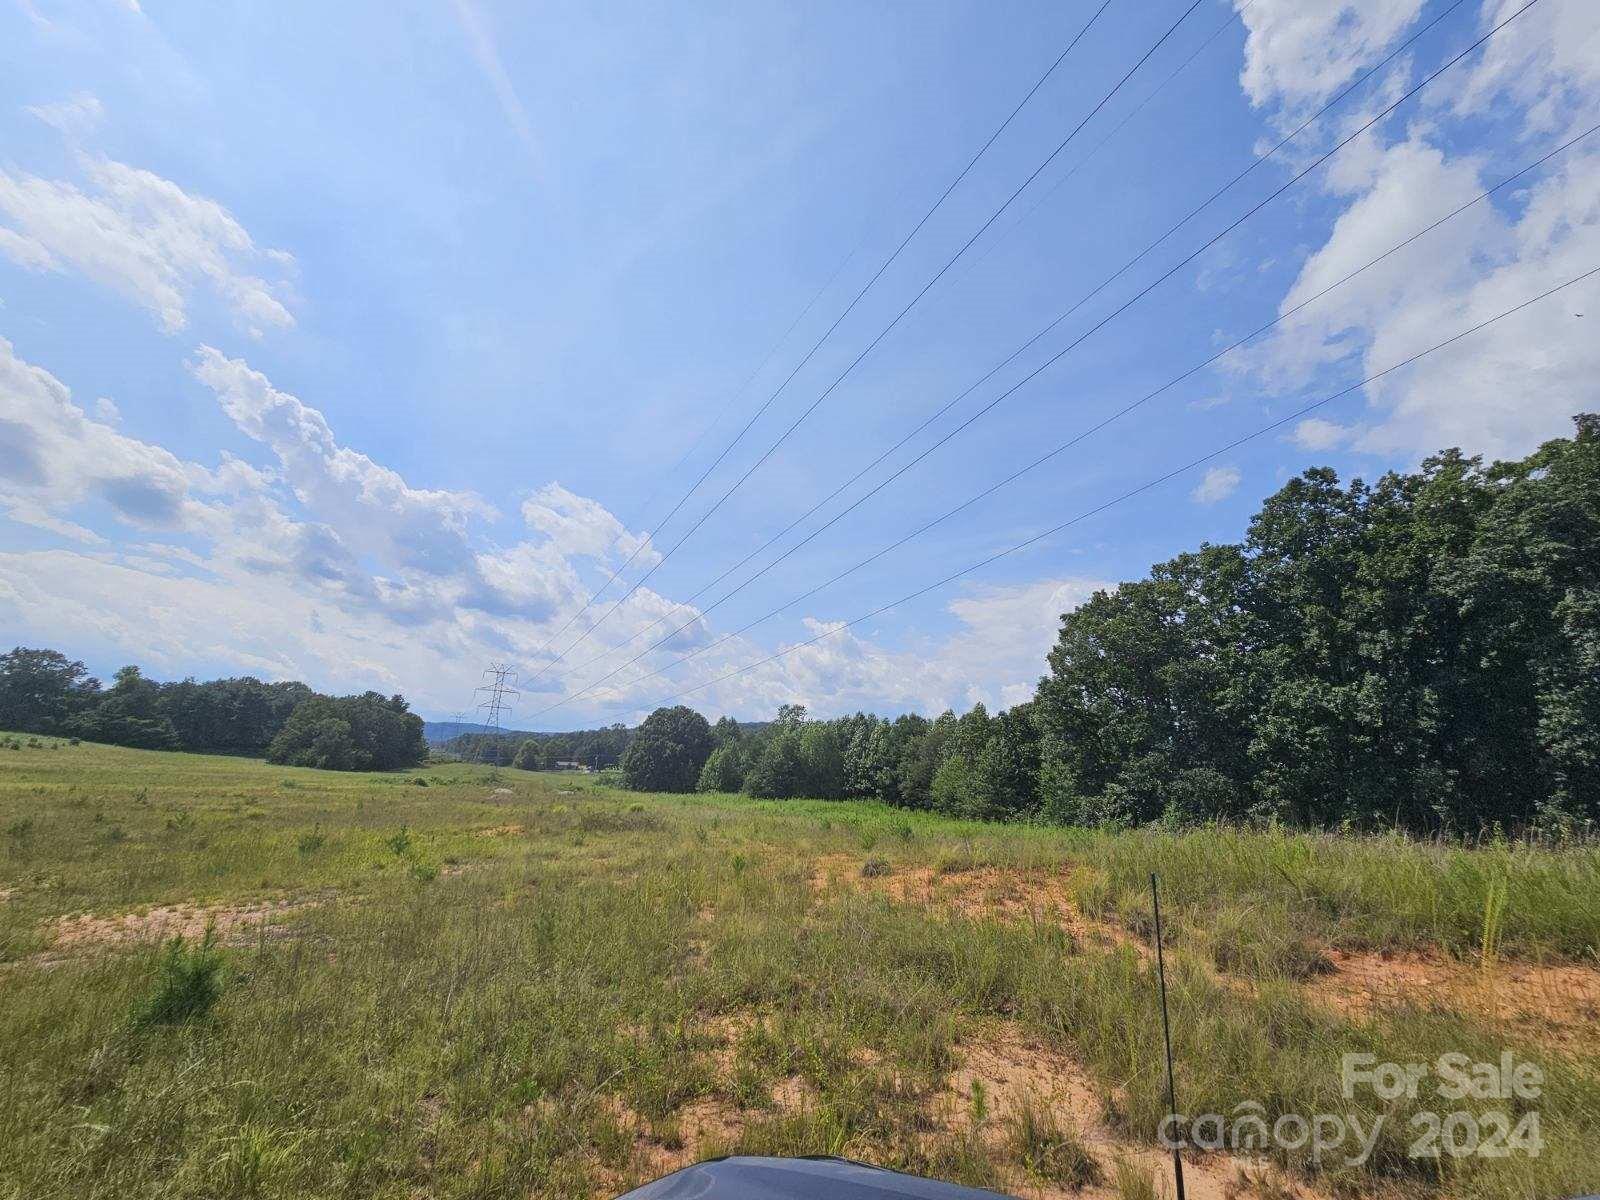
[1151,872,1186,1200]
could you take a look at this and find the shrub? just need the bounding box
[296,825,326,855]
[861,856,891,878]
[133,931,228,1027]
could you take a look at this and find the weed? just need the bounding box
[861,856,892,879]
[410,777,429,787]
[296,825,326,855]
[1207,903,1333,981]
[213,1122,294,1197]
[386,826,411,855]
[132,930,229,1028]
[1009,1092,1102,1189]
[1110,1157,1159,1200]
[4,818,33,840]
[967,1078,988,1127]
[409,859,440,884]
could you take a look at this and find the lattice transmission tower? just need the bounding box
[473,663,519,763]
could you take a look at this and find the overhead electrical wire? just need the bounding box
[537,0,1498,698]
[526,119,1595,719]
[636,263,1600,711]
[955,0,1256,289]
[545,0,1468,692]
[519,0,1119,685]
[528,0,1216,680]
[519,216,869,667]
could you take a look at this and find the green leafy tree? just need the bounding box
[512,739,545,770]
[744,730,807,798]
[69,666,179,750]
[697,743,745,793]
[1035,414,1599,835]
[267,693,426,771]
[798,721,846,799]
[930,753,988,819]
[843,717,886,798]
[888,713,932,808]
[973,704,1041,819]
[621,706,713,793]
[0,647,100,734]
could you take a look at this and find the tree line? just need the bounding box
[0,650,427,771]
[443,724,640,770]
[618,416,1599,836]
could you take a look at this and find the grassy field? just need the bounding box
[2,737,1597,1200]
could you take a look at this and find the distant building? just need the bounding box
[552,760,591,772]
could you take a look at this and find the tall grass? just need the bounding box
[0,739,1595,1198]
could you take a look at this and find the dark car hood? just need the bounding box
[613,1156,1017,1200]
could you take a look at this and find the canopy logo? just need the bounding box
[1156,1051,1544,1165]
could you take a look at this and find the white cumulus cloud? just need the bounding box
[0,128,295,336]
[1233,0,1426,113]
[1227,0,1600,462]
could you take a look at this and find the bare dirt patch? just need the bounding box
[590,1011,825,1183]
[1313,949,1600,1050]
[51,895,323,950]
[811,854,1130,950]
[934,1023,1322,1200]
[476,823,526,838]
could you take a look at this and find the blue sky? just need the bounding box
[1,0,1596,728]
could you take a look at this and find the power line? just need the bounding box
[521,226,870,668]
[473,663,519,761]
[540,0,1493,698]
[956,0,1255,289]
[637,263,1600,712]
[521,0,1118,685]
[530,0,1213,679]
[543,0,1429,692]
[530,122,1595,719]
